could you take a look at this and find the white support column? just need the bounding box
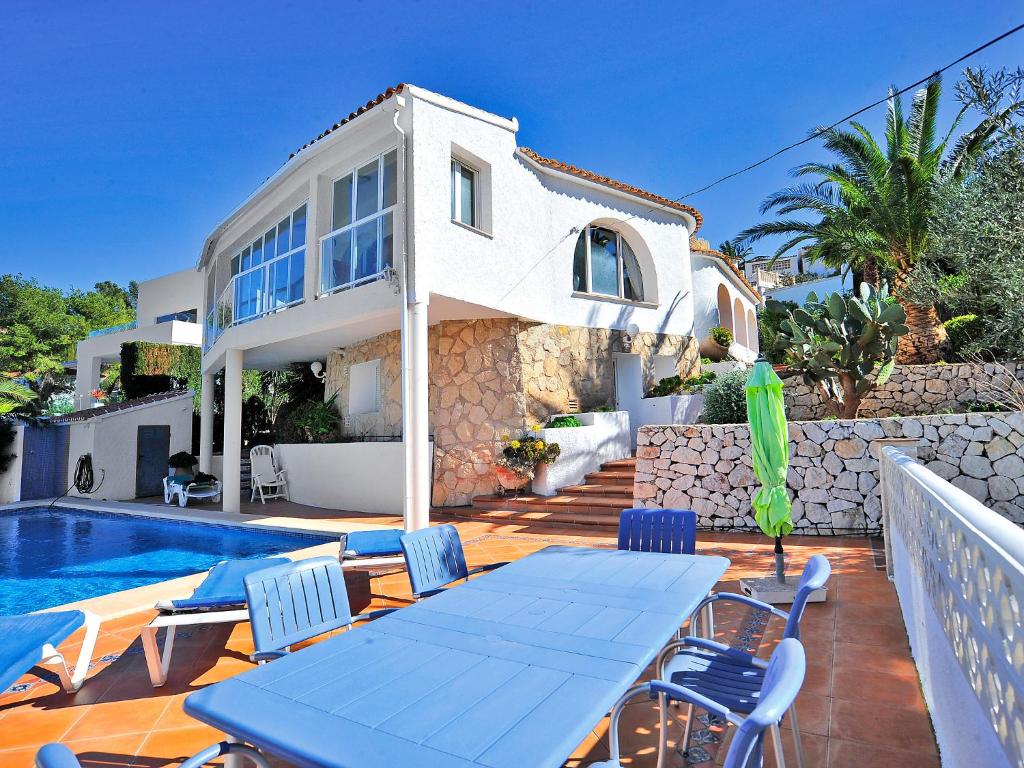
[198,372,216,474]
[222,349,244,513]
[408,297,430,531]
[74,355,102,410]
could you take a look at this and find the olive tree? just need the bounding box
[766,283,908,418]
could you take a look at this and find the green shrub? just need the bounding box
[288,393,340,443]
[647,371,717,398]
[700,370,748,424]
[710,326,733,347]
[943,314,983,358]
[547,415,583,429]
[168,451,198,469]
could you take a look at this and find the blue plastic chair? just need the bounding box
[35,741,270,768]
[243,556,395,662]
[654,554,831,768]
[617,508,697,555]
[400,524,508,599]
[594,637,805,768]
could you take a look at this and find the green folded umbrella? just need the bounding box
[746,359,793,583]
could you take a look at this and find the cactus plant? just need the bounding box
[765,283,908,418]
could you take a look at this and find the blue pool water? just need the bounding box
[0,506,336,615]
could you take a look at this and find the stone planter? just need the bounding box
[495,465,531,495]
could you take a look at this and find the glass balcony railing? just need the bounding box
[204,250,304,351]
[88,321,138,338]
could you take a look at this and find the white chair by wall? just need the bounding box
[249,445,289,504]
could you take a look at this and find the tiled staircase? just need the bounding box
[460,457,635,529]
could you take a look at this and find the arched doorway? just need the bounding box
[747,309,759,353]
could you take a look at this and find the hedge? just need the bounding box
[121,342,202,411]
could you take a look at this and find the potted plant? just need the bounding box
[168,451,198,480]
[495,425,561,496]
[700,325,733,361]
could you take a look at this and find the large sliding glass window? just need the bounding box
[321,149,398,294]
[231,202,307,324]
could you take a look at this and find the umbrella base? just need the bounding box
[740,577,828,605]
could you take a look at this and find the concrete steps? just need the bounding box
[464,456,636,530]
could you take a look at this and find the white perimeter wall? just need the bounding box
[533,412,630,496]
[0,424,25,505]
[275,441,433,515]
[67,396,194,501]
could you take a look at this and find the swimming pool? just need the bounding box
[0,506,337,614]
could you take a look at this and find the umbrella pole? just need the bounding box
[774,536,786,584]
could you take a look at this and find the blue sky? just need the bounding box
[2,0,1022,291]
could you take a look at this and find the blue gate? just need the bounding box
[19,422,70,500]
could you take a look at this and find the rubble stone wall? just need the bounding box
[784,361,1024,420]
[328,320,697,507]
[635,411,1024,534]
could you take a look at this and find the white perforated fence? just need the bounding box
[881,446,1024,767]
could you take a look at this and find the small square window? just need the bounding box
[451,159,477,228]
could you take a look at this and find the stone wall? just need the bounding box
[635,410,1024,534]
[518,325,699,423]
[785,361,1024,420]
[327,319,696,507]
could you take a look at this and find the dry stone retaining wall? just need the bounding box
[635,411,1024,534]
[784,361,1024,420]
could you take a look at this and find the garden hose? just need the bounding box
[47,453,105,510]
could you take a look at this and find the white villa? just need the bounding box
[74,84,761,523]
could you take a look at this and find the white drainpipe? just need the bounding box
[393,97,430,531]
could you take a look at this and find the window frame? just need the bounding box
[319,148,399,297]
[574,225,644,302]
[450,159,478,229]
[348,358,382,415]
[231,202,308,323]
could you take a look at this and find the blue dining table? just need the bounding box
[184,544,730,768]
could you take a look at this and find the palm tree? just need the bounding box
[739,75,1010,363]
[0,379,34,415]
[718,239,752,268]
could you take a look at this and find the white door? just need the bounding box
[614,353,644,447]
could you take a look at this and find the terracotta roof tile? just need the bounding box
[517,147,703,231]
[691,246,763,301]
[289,84,406,160]
[53,391,192,423]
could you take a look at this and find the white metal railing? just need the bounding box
[88,321,137,338]
[880,445,1024,767]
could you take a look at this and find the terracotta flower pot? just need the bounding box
[700,337,730,362]
[495,465,530,495]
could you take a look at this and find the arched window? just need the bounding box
[573,226,644,301]
[747,309,759,353]
[717,284,732,332]
[734,298,747,346]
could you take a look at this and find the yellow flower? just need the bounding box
[531,424,542,432]
[509,440,521,449]
[534,440,545,449]
[501,433,510,440]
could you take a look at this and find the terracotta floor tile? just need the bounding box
[64,696,173,740]
[63,732,149,768]
[834,619,910,649]
[136,724,228,767]
[0,746,40,767]
[0,705,86,750]
[827,738,941,768]
[835,601,905,627]
[828,699,937,754]
[831,668,927,709]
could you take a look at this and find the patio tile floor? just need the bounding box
[1,515,938,767]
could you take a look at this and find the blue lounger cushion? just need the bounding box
[0,610,85,694]
[340,529,404,559]
[165,558,290,612]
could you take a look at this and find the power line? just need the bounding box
[661,21,1024,208]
